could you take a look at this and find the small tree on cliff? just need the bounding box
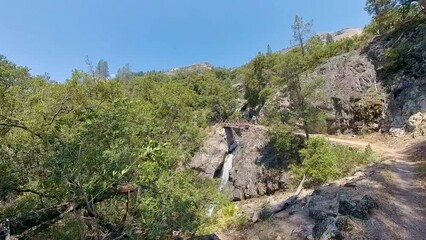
[276,16,327,139]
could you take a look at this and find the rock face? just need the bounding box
[263,22,426,137]
[308,51,385,134]
[307,187,377,239]
[364,22,426,136]
[167,62,214,75]
[230,127,289,200]
[189,126,289,200]
[189,126,228,178]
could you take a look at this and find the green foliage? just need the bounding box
[268,125,303,164]
[243,53,269,109]
[290,137,376,186]
[0,56,238,239]
[138,171,223,238]
[383,43,410,75]
[199,202,247,235]
[363,4,420,35]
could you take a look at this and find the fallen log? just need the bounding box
[1,183,142,236]
[252,175,306,222]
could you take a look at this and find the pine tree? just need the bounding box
[95,59,110,79]
[266,44,273,56]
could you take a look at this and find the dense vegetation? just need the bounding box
[290,137,376,187]
[0,55,239,238]
[1,0,424,238]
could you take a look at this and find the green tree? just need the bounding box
[292,15,314,57]
[0,56,237,239]
[266,44,273,56]
[116,63,131,79]
[95,59,109,79]
[325,33,334,44]
[289,15,314,139]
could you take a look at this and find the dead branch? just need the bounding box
[252,175,306,222]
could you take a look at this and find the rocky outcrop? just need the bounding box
[189,126,290,201]
[167,62,214,75]
[263,22,426,137]
[364,21,426,136]
[307,186,377,240]
[230,127,289,200]
[308,51,385,134]
[189,126,228,178]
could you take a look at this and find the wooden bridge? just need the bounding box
[217,119,264,129]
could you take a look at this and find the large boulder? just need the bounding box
[307,51,385,134]
[338,194,378,220]
[189,126,228,178]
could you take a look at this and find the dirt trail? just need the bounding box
[320,135,426,239]
[220,135,426,240]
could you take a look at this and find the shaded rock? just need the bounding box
[338,195,378,220]
[191,126,290,200]
[308,187,339,222]
[312,217,342,240]
[189,127,228,177]
[364,22,426,132]
[230,127,290,200]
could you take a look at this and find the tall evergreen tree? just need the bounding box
[95,59,110,79]
[266,44,273,56]
[287,15,317,140]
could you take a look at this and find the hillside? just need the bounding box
[1,2,426,240]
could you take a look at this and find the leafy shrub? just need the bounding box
[199,203,247,235]
[268,125,304,165]
[383,44,410,77]
[290,137,340,186]
[290,137,376,187]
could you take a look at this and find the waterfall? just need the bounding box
[219,153,234,190]
[207,152,235,217]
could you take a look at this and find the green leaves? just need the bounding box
[290,137,376,187]
[1,56,236,238]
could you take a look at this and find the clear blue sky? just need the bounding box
[1,0,371,81]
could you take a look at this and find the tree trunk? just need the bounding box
[1,184,141,236]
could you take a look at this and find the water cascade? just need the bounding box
[207,152,235,217]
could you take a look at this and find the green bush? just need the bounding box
[268,125,304,165]
[290,137,376,187]
[290,137,339,186]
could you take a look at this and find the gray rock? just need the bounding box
[190,126,289,200]
[389,127,406,137]
[308,187,340,222]
[338,195,378,220]
[189,127,228,178]
[407,112,425,136]
[364,23,426,132]
[191,234,221,240]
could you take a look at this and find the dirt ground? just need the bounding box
[217,135,426,240]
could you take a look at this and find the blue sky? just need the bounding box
[1,0,371,81]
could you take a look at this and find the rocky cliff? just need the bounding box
[189,126,293,201]
[262,21,426,137]
[364,21,426,136]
